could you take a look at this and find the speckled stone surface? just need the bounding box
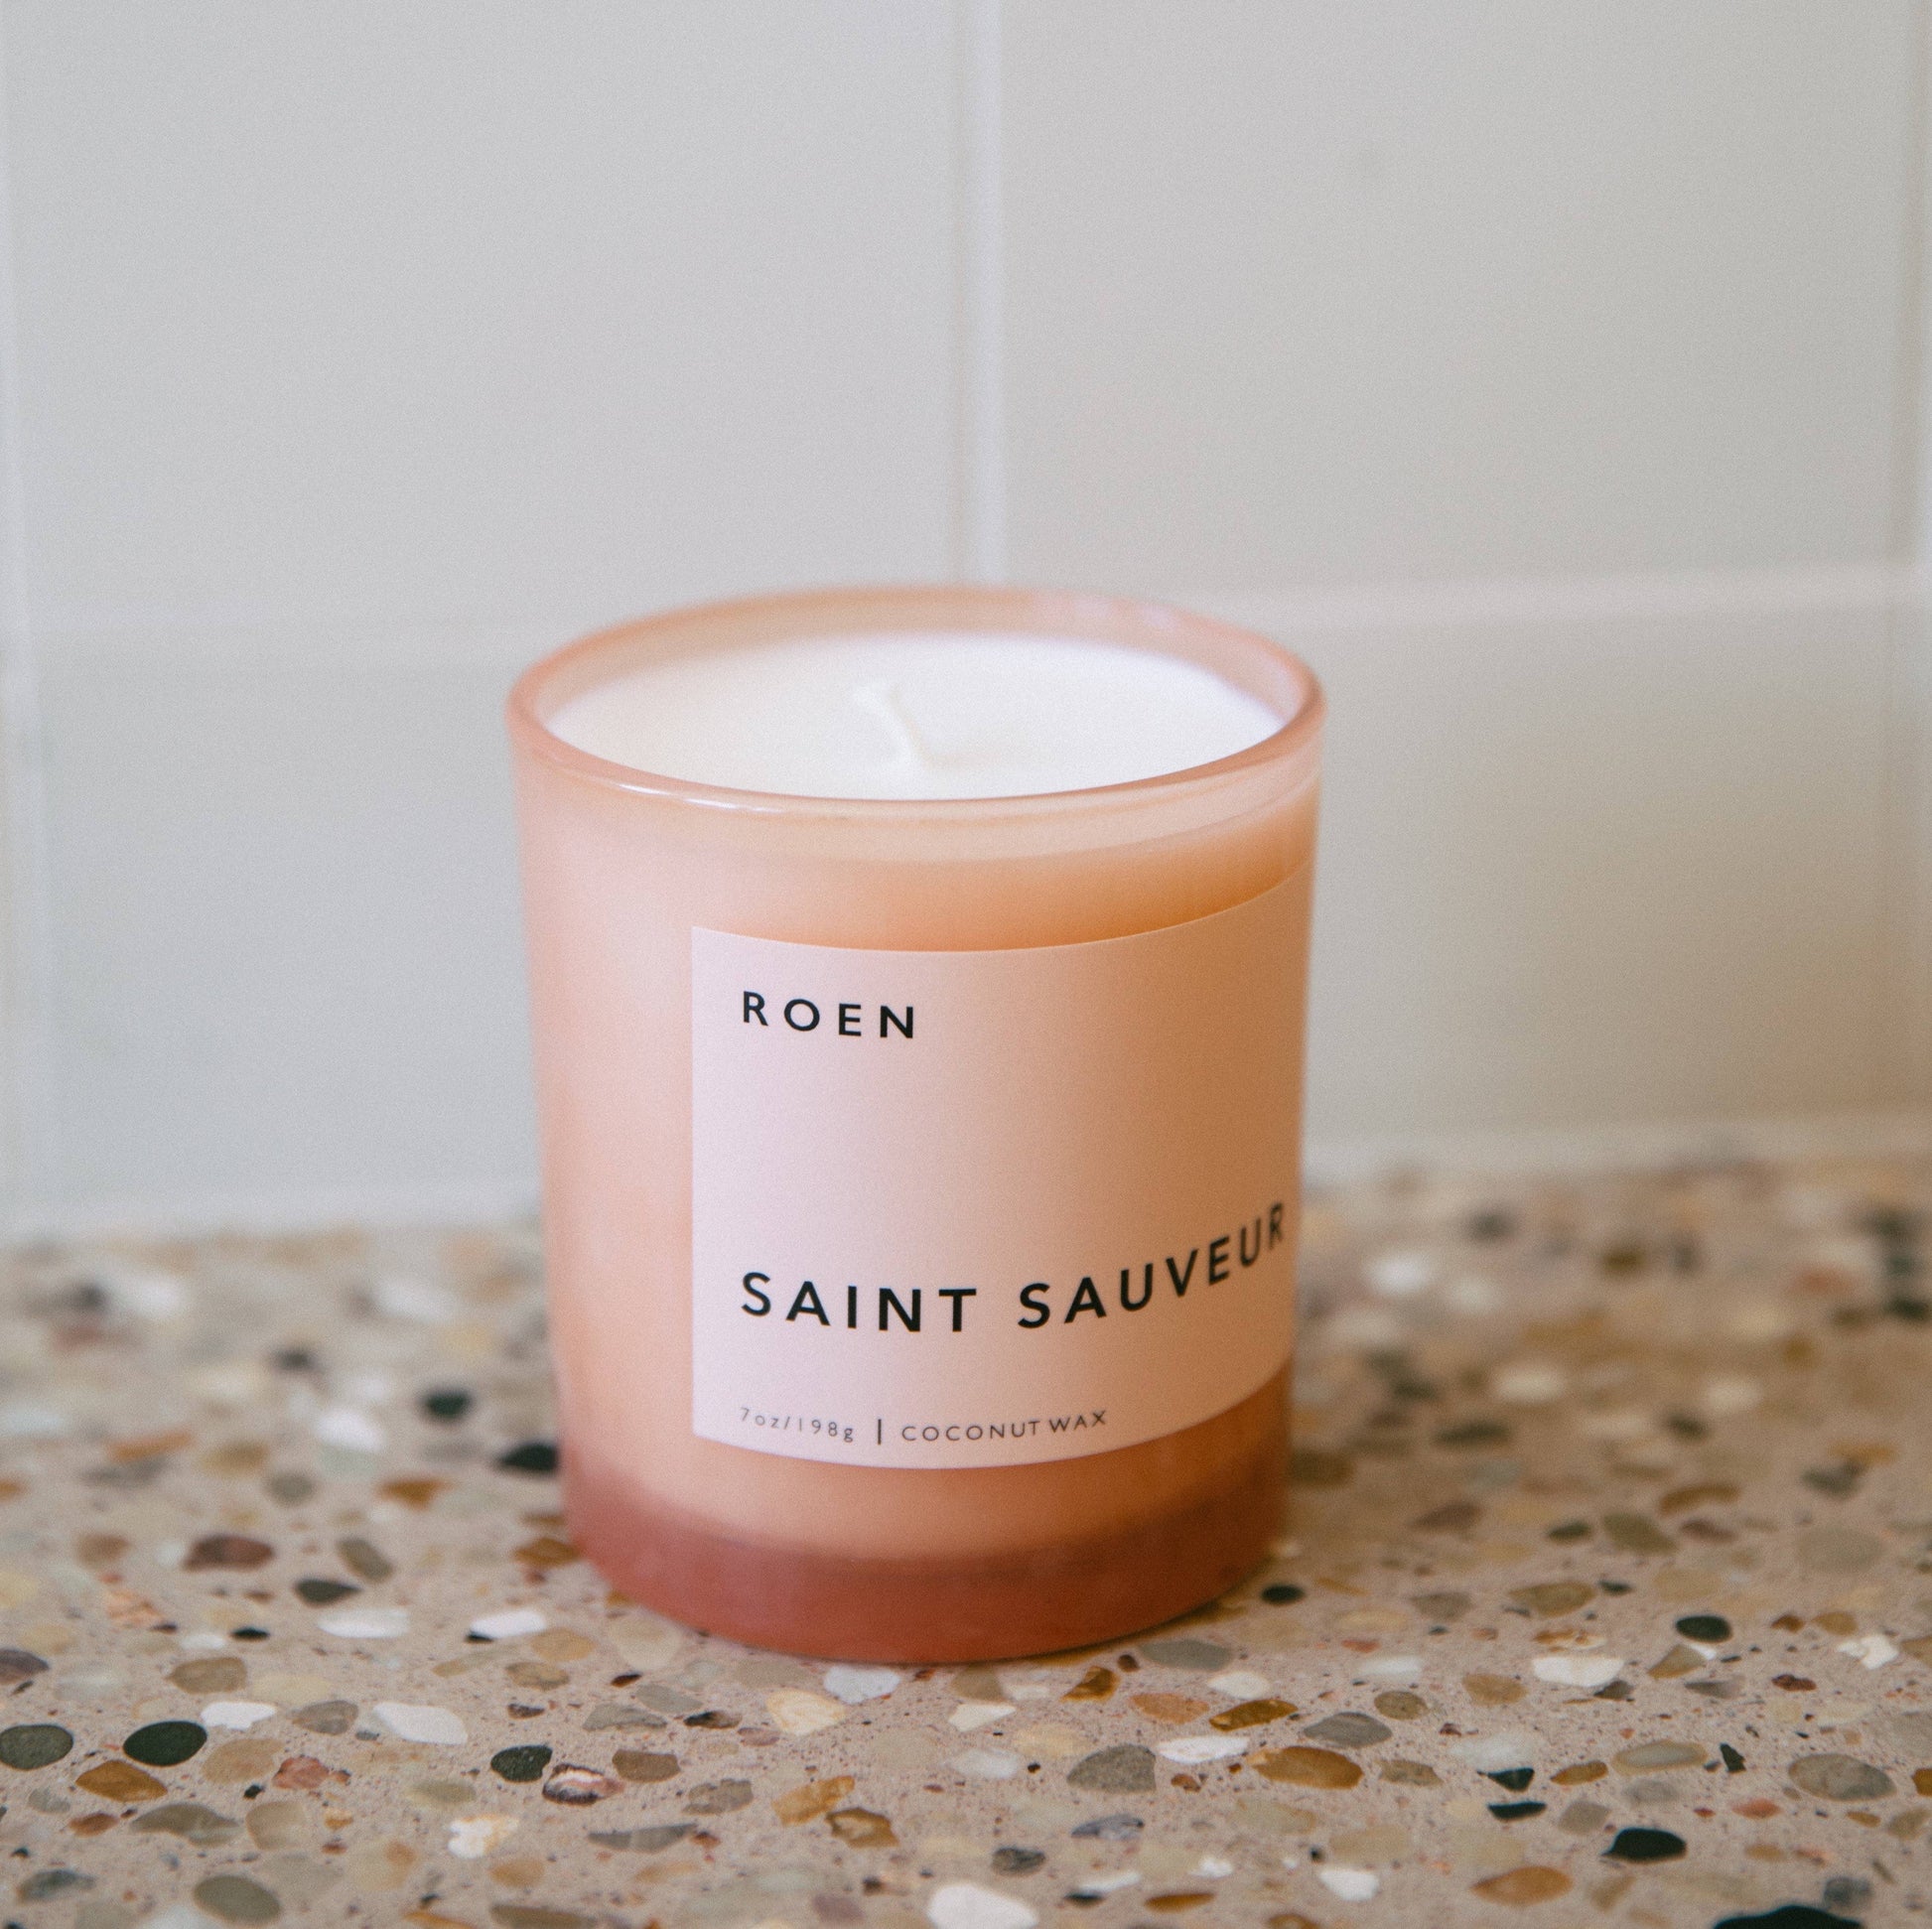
[4,1155,1932,1926]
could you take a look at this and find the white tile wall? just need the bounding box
[0,1,1928,1228]
[1001,0,1920,591]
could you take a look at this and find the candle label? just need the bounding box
[690,879,1306,1468]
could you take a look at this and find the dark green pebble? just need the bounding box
[1674,1613,1731,1643]
[0,1723,72,1770]
[1485,1767,1534,1791]
[1488,1800,1546,1821]
[491,1744,554,1783]
[423,1387,473,1422]
[16,1867,90,1900]
[231,1626,271,1641]
[1602,1826,1685,1863]
[124,1720,207,1767]
[1260,1583,1305,1604]
[1712,1911,1861,1929]
[497,1440,558,1475]
[992,1848,1045,1874]
[293,1578,359,1604]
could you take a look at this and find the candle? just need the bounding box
[508,588,1323,1661]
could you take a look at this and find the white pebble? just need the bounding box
[1838,1633,1899,1670]
[1325,1305,1405,1349]
[101,1264,190,1319]
[1365,1249,1436,1298]
[1449,1730,1535,1772]
[926,1883,1040,1929]
[470,1606,547,1641]
[949,1700,1016,1731]
[448,1814,519,1859]
[1206,1668,1272,1700]
[1701,1374,1762,1418]
[137,1907,219,1929]
[1157,1733,1248,1764]
[1069,1872,1140,1897]
[1532,1653,1623,1688]
[316,1606,409,1639]
[765,1688,847,1736]
[311,1405,386,1453]
[0,1401,69,1440]
[373,1274,459,1323]
[950,1748,1022,1780]
[1193,1857,1233,1878]
[1491,1362,1567,1404]
[201,1701,278,1730]
[1358,1653,1423,1683]
[824,1663,901,1704]
[178,1630,228,1651]
[372,1700,468,1745]
[1317,1867,1380,1902]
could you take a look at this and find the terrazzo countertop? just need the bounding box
[2,1152,1931,1928]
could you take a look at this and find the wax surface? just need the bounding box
[546,631,1283,799]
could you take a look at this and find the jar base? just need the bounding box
[562,1424,1287,1664]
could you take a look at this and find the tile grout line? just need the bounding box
[953,0,1005,585]
[0,13,56,1232]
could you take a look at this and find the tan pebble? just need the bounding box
[1131,1693,1208,1723]
[1250,1746,1360,1790]
[171,1657,247,1696]
[1814,1609,1859,1636]
[513,1534,578,1569]
[252,1672,334,1708]
[405,1778,475,1811]
[1379,1760,1440,1786]
[774,1775,855,1824]
[1008,1723,1086,1759]
[1659,1482,1739,1515]
[1471,1866,1573,1905]
[1209,1698,1297,1731]
[1508,1583,1593,1617]
[74,1762,166,1802]
[487,1856,546,1888]
[15,1622,71,1656]
[272,1756,343,1792]
[1331,1605,1410,1635]
[378,1477,447,1510]
[1463,1673,1526,1706]
[1613,1741,1705,1773]
[1331,1823,1411,1862]
[506,1660,568,1689]
[1552,1761,1606,1785]
[345,1839,417,1892]
[765,1688,846,1736]
[0,1572,40,1609]
[1373,1691,1428,1722]
[826,1806,897,1848]
[1648,1645,1703,1679]
[202,1441,269,1476]
[1063,1665,1116,1702]
[612,1749,678,1783]
[1230,1793,1315,1834]
[528,1628,595,1662]
[1601,1513,1674,1556]
[74,1534,130,1570]
[608,1615,682,1672]
[202,1737,279,1783]
[245,1799,317,1851]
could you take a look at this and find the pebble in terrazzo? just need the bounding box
[0,1160,1926,1923]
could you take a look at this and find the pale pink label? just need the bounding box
[690,884,1301,1468]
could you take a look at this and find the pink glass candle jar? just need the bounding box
[507,588,1322,1661]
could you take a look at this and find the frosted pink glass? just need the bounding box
[507,587,1323,1660]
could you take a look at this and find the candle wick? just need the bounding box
[852,679,938,772]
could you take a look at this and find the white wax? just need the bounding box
[546,631,1282,800]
